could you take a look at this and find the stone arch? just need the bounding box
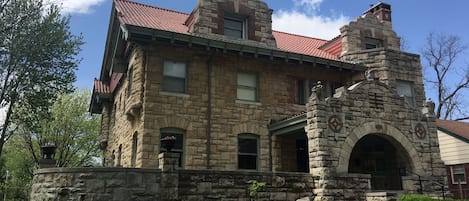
[337,121,424,175]
[156,116,192,131]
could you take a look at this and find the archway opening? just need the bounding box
[348,134,411,190]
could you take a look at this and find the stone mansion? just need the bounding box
[31,0,449,200]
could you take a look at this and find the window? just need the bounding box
[224,16,246,39]
[451,165,466,184]
[131,133,138,167]
[237,72,258,102]
[365,37,383,49]
[127,65,133,98]
[162,60,187,93]
[238,134,259,170]
[117,144,122,167]
[396,80,414,107]
[160,128,185,167]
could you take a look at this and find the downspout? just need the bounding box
[269,131,273,171]
[206,53,214,169]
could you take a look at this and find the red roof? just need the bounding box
[436,119,469,141]
[114,0,341,60]
[94,78,110,94]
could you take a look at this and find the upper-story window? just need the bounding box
[224,15,247,39]
[162,60,187,93]
[127,65,133,98]
[365,37,383,49]
[237,72,258,102]
[396,80,414,107]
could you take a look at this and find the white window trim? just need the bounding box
[451,165,467,184]
[162,60,187,94]
[224,15,247,39]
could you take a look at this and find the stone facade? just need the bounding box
[31,1,451,201]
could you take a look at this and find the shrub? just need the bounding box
[400,194,469,201]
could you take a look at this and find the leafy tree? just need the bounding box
[422,33,469,120]
[24,90,101,167]
[0,0,82,156]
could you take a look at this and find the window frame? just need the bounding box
[131,132,138,168]
[127,65,133,98]
[237,72,259,102]
[451,165,467,184]
[396,80,415,107]
[224,14,247,39]
[237,134,259,170]
[365,37,383,50]
[160,128,185,168]
[162,60,187,94]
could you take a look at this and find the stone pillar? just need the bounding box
[306,85,336,201]
[158,152,179,201]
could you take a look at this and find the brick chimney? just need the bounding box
[364,2,392,22]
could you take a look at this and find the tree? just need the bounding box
[422,33,469,120]
[23,90,101,167]
[0,0,83,156]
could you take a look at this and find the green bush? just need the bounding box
[400,194,469,201]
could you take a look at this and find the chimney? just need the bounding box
[364,2,392,22]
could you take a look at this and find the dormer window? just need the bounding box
[365,37,383,49]
[224,14,247,39]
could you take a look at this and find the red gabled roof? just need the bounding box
[436,119,469,141]
[113,0,341,60]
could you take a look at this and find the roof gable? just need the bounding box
[437,119,469,143]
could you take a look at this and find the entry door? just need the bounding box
[296,139,309,173]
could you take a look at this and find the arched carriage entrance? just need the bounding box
[348,134,412,190]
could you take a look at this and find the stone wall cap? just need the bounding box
[34,167,162,174]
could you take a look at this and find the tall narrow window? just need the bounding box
[131,133,138,167]
[162,60,187,93]
[224,16,246,39]
[238,134,259,170]
[127,65,133,98]
[396,80,414,107]
[237,72,258,102]
[451,165,466,184]
[160,128,185,167]
[117,144,122,167]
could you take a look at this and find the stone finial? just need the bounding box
[422,98,436,116]
[365,69,376,81]
[311,81,324,101]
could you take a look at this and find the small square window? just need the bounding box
[365,38,383,50]
[162,60,187,93]
[451,165,466,184]
[238,134,258,170]
[224,16,246,39]
[396,80,414,107]
[127,65,133,98]
[237,72,258,102]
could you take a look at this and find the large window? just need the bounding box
[160,128,185,167]
[224,16,246,39]
[162,60,187,93]
[451,165,466,184]
[396,80,414,107]
[238,134,259,170]
[237,72,258,102]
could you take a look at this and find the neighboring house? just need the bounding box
[30,1,450,201]
[437,120,469,199]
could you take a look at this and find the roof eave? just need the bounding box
[437,126,469,144]
[269,113,307,136]
[124,25,367,72]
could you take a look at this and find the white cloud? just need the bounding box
[45,0,106,14]
[272,0,350,40]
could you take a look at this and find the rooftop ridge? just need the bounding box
[273,30,328,42]
[115,0,191,16]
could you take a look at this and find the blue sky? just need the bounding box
[64,0,469,104]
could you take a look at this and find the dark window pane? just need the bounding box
[224,28,243,38]
[298,79,305,105]
[238,155,257,169]
[162,77,186,93]
[238,138,257,154]
[225,18,243,30]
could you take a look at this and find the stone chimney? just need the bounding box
[364,2,392,22]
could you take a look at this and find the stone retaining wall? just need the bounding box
[30,167,315,201]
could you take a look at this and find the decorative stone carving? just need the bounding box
[311,81,324,101]
[328,115,343,133]
[414,123,427,139]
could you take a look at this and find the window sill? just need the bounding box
[236,100,261,106]
[160,91,190,98]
